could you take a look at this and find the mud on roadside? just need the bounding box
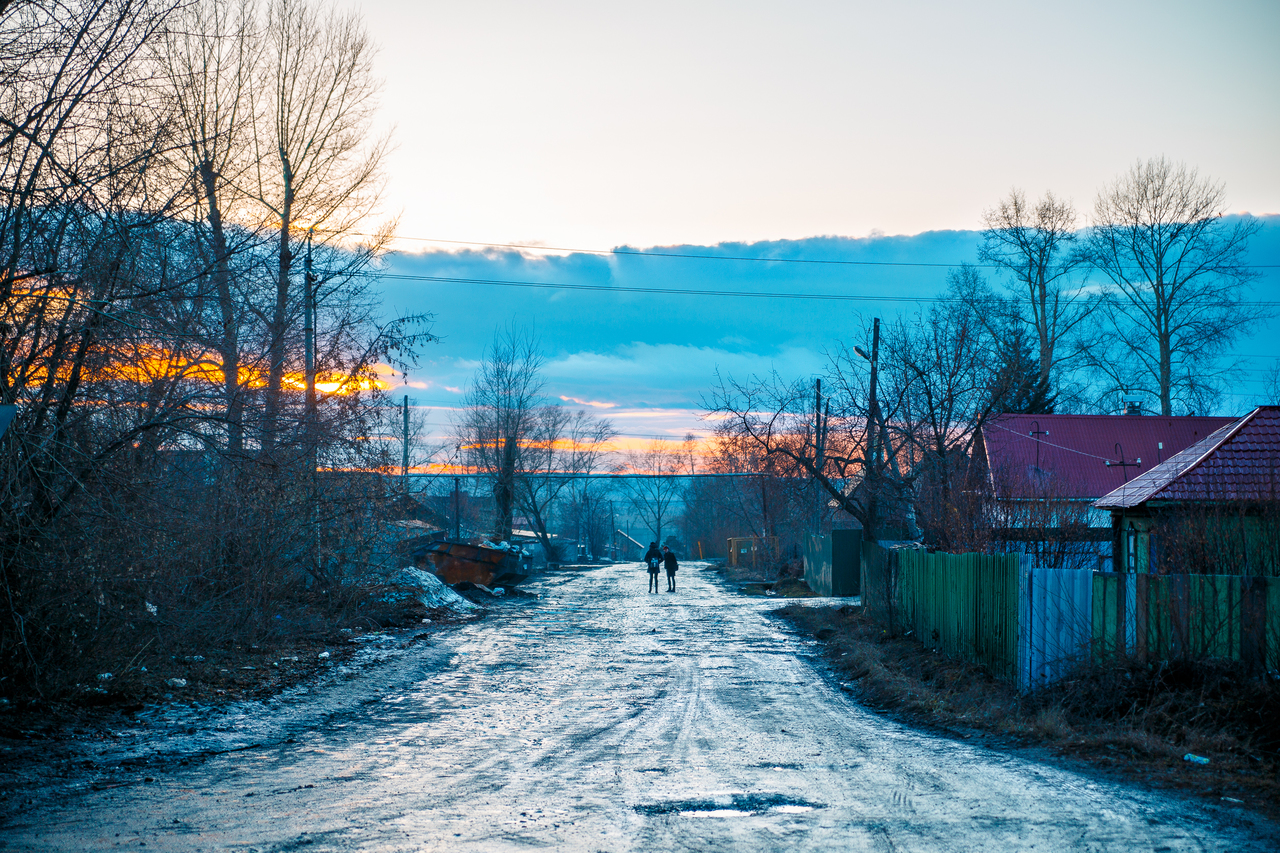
[769,600,1280,825]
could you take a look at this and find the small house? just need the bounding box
[1094,406,1280,575]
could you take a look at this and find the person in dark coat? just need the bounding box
[662,545,678,592]
[644,542,662,593]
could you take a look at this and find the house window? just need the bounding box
[1126,522,1137,571]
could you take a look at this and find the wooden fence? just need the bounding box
[892,550,1021,682]
[1019,567,1093,691]
[1093,572,1280,672]
[861,547,1279,692]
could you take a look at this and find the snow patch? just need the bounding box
[392,567,478,613]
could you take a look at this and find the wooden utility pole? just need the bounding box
[303,229,317,433]
[864,318,881,541]
[453,476,461,540]
[402,395,410,477]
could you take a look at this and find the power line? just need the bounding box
[361,271,1280,307]
[400,470,749,479]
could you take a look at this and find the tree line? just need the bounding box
[0,0,428,698]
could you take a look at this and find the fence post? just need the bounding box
[1241,576,1266,674]
[1018,554,1032,692]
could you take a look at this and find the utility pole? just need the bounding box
[854,318,881,542]
[867,317,880,542]
[402,395,410,477]
[303,229,319,576]
[453,476,461,540]
[303,228,317,435]
[813,377,829,536]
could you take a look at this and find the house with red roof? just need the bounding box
[1094,406,1280,575]
[974,411,1236,569]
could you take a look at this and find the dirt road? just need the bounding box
[2,562,1274,851]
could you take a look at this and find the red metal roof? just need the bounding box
[980,413,1236,500]
[1095,407,1280,508]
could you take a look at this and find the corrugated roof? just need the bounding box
[1095,407,1280,508]
[980,413,1236,500]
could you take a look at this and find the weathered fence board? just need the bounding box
[1093,573,1278,672]
[1018,566,1093,691]
[895,550,1020,682]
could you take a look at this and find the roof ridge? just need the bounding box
[1146,408,1261,501]
[1093,407,1270,508]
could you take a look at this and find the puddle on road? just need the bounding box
[635,793,821,818]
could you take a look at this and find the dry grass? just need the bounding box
[775,602,1280,820]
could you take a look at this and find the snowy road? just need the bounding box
[2,562,1274,851]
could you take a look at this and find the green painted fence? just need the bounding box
[1093,572,1280,671]
[894,550,1021,681]
[863,549,1280,689]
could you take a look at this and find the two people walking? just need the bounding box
[643,542,678,593]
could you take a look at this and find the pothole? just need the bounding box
[635,793,821,817]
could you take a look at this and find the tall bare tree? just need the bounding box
[255,0,390,448]
[977,189,1091,390]
[159,0,261,453]
[1082,157,1263,415]
[0,0,436,700]
[513,407,617,560]
[880,303,1009,549]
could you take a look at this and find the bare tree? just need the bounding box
[879,303,1010,549]
[158,0,261,454]
[1082,157,1264,415]
[507,407,616,560]
[707,369,867,530]
[1262,360,1280,406]
[687,429,815,560]
[0,0,435,700]
[457,325,546,542]
[254,0,390,448]
[705,319,911,541]
[619,438,692,546]
[518,408,616,560]
[708,301,1028,549]
[977,189,1091,391]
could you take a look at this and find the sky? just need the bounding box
[347,0,1280,459]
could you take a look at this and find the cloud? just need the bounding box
[542,343,825,407]
[380,219,1280,443]
[559,395,617,408]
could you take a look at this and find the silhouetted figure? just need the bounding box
[644,542,662,593]
[662,546,678,592]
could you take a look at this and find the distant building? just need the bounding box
[974,412,1235,569]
